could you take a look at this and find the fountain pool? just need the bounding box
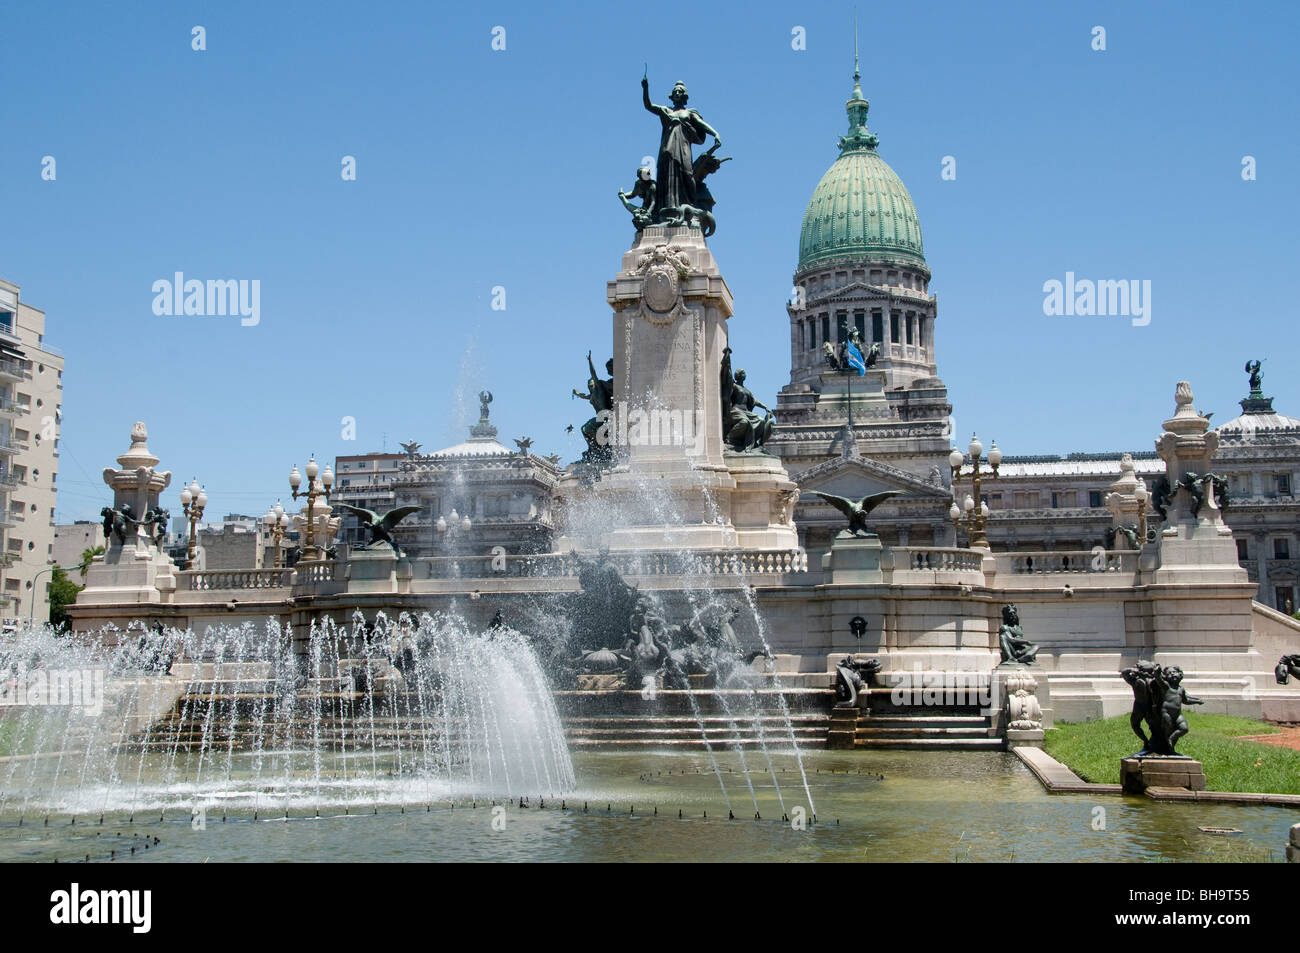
[0,750,1291,863]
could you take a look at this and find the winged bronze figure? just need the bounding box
[333,503,423,555]
[808,490,901,537]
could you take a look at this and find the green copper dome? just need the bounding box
[797,68,926,273]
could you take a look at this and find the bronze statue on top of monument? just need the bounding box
[619,73,730,236]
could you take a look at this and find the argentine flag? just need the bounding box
[845,338,867,376]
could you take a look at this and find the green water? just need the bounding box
[0,750,1291,862]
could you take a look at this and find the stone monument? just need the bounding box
[78,423,177,612]
[555,76,799,555]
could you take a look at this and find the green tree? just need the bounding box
[78,545,104,579]
[48,567,82,631]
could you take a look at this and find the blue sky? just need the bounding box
[1,0,1296,522]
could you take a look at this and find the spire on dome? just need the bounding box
[840,21,878,154]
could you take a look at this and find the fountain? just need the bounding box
[0,613,573,818]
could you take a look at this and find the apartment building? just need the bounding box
[0,278,64,624]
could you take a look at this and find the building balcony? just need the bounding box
[0,356,29,383]
[0,441,27,456]
[0,397,22,419]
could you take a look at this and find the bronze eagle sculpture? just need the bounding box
[808,490,901,536]
[333,503,423,555]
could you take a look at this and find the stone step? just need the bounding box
[562,715,826,726]
[565,727,826,739]
[851,737,1005,750]
[857,715,989,727]
[565,738,815,749]
[852,726,992,738]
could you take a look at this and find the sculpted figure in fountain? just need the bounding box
[834,656,883,708]
[721,347,775,452]
[573,352,616,467]
[1121,661,1203,755]
[625,595,675,686]
[100,504,138,546]
[998,604,1039,664]
[1274,654,1300,685]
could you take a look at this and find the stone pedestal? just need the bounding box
[821,533,884,585]
[344,545,401,595]
[993,661,1053,746]
[1288,823,1299,863]
[556,224,799,556]
[724,451,799,551]
[1120,756,1206,794]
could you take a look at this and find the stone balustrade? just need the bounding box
[181,568,293,591]
[420,548,807,581]
[998,550,1139,575]
[887,547,985,573]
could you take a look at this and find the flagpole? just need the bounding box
[846,363,854,425]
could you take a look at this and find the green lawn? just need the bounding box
[1043,714,1300,796]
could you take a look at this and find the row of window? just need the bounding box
[798,309,925,352]
[986,490,1106,510]
[990,475,1293,512]
[1237,538,1292,561]
[1227,472,1292,496]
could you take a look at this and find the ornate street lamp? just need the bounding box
[179,478,207,570]
[949,434,1001,549]
[435,507,473,549]
[263,500,289,569]
[1133,479,1149,544]
[289,456,334,562]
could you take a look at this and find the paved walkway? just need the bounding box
[1236,725,1300,751]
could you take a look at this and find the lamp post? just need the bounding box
[435,507,473,551]
[179,478,207,570]
[31,565,71,627]
[1133,480,1149,545]
[289,457,333,562]
[263,501,289,569]
[948,433,1001,549]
